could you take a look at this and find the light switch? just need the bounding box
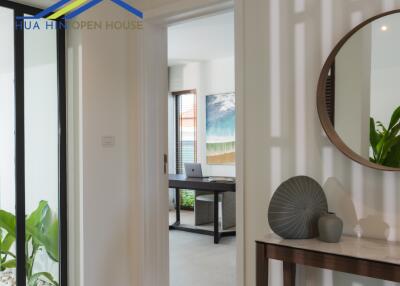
[101,136,115,147]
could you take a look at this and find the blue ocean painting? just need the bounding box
[206,93,235,164]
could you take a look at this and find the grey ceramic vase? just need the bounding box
[268,176,328,239]
[318,212,343,243]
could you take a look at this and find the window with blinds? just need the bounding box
[173,90,197,210]
[174,90,198,174]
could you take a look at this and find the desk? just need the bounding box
[256,234,400,286]
[169,174,236,244]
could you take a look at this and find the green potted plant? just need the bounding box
[0,201,59,286]
[370,106,400,168]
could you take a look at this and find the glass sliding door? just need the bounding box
[0,6,16,284]
[0,3,66,286]
[24,18,60,286]
[173,90,197,210]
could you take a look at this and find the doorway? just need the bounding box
[167,11,236,286]
[136,1,244,285]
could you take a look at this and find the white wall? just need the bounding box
[243,0,400,286]
[169,57,235,177]
[67,3,134,286]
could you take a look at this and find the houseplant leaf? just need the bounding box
[388,106,400,130]
[25,200,59,262]
[29,272,59,286]
[379,134,400,163]
[44,219,59,262]
[26,200,51,232]
[383,138,400,168]
[26,217,59,262]
[370,107,400,167]
[0,210,16,237]
[1,233,15,252]
[370,118,381,158]
[2,259,16,269]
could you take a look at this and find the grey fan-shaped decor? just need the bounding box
[268,176,328,239]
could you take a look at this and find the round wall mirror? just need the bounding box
[317,10,400,171]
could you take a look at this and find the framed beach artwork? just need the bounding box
[206,92,235,164]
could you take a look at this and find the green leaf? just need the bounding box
[26,200,51,232]
[388,106,400,130]
[370,118,400,165]
[45,219,59,262]
[0,210,16,237]
[370,118,381,158]
[383,139,400,168]
[1,233,15,252]
[377,121,388,133]
[24,201,59,262]
[1,250,16,258]
[375,135,387,163]
[370,110,400,167]
[27,218,59,262]
[29,272,59,286]
[387,122,400,138]
[2,259,16,269]
[379,135,400,162]
[0,201,61,279]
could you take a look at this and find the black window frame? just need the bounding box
[0,1,67,286]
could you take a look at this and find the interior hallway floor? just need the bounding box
[169,211,236,286]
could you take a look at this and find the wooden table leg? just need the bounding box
[256,243,268,286]
[213,192,220,244]
[283,262,296,286]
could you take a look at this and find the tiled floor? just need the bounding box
[169,210,236,286]
[169,209,236,231]
[169,209,196,225]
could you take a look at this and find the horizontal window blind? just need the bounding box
[325,63,335,126]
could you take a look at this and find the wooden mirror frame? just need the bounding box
[317,9,400,172]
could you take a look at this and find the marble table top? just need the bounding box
[257,233,400,265]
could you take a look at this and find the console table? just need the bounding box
[256,234,400,286]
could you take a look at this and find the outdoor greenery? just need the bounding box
[370,106,400,168]
[180,190,195,209]
[0,201,59,286]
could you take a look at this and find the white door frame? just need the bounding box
[135,0,245,285]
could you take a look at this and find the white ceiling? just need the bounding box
[10,0,56,8]
[168,11,234,66]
